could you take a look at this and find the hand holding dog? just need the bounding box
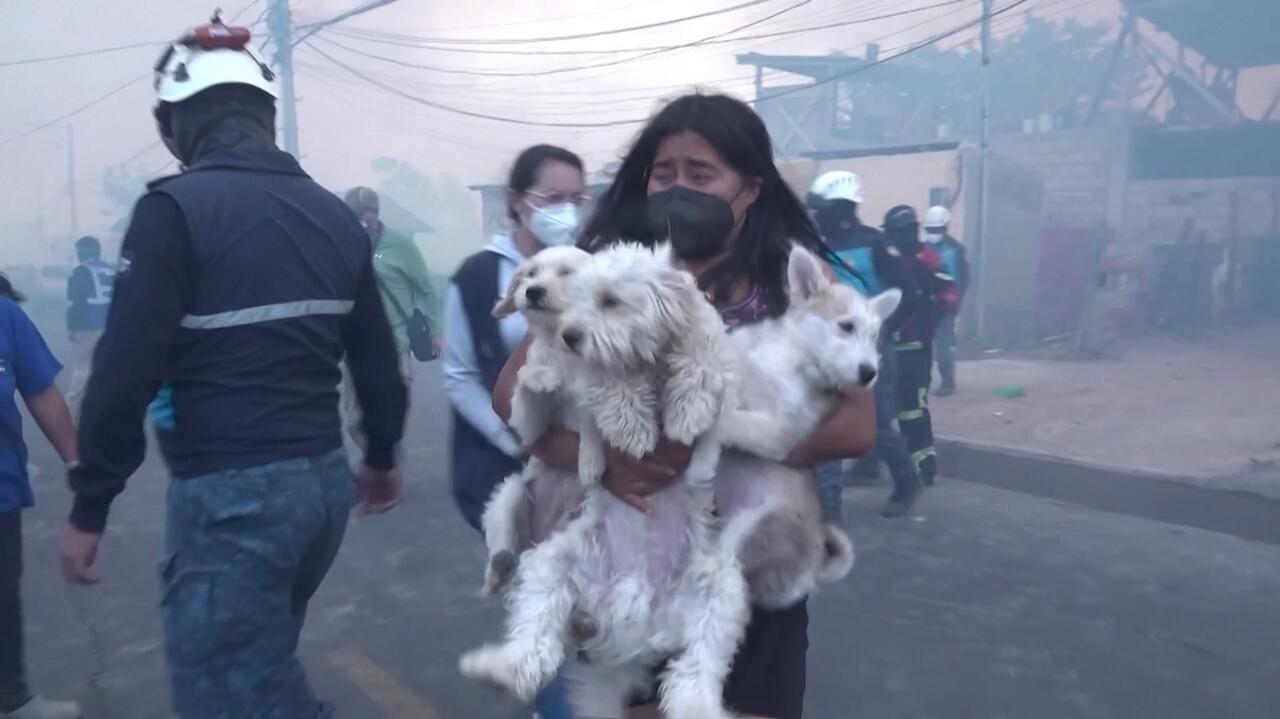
[602,439,691,512]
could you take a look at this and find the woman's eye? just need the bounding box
[838,320,855,334]
[600,294,620,309]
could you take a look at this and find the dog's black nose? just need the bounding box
[561,328,583,350]
[525,285,546,304]
[858,364,878,386]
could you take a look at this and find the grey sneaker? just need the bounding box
[2,696,83,719]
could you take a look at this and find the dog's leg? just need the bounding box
[588,374,660,459]
[460,504,594,701]
[510,381,554,446]
[659,546,749,719]
[480,471,532,595]
[661,339,729,445]
[578,418,608,486]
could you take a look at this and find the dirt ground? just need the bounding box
[933,319,1280,496]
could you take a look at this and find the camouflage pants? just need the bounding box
[161,450,355,719]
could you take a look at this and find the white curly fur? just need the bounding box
[462,242,746,719]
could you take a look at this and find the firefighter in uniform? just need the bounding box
[807,171,923,518]
[922,206,970,397]
[884,205,959,486]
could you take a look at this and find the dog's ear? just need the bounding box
[492,266,525,318]
[869,288,902,322]
[787,244,829,305]
[651,266,697,339]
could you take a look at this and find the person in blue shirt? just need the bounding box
[0,273,83,719]
[64,236,115,415]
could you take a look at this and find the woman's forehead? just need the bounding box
[654,131,727,167]
[533,160,584,192]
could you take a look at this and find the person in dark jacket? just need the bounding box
[884,205,959,487]
[58,16,408,719]
[64,235,115,415]
[922,206,970,396]
[807,171,922,518]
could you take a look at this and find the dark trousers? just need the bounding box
[162,451,354,719]
[822,344,920,511]
[0,510,30,713]
[896,342,938,483]
[935,316,957,388]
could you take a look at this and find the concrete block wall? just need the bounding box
[992,128,1128,230]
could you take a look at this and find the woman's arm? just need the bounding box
[26,385,78,464]
[783,390,875,469]
[443,284,522,458]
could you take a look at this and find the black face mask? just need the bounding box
[646,186,737,261]
[814,204,853,239]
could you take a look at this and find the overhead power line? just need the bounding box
[322,0,967,58]
[0,42,162,67]
[312,0,814,78]
[0,73,149,149]
[304,0,1035,131]
[332,0,772,46]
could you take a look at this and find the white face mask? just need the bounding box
[924,229,944,244]
[526,201,580,247]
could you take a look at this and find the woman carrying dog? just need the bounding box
[442,144,588,719]
[494,93,876,719]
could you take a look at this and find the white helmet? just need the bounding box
[923,205,951,229]
[808,170,865,205]
[154,14,278,104]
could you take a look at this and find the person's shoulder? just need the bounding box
[0,297,29,330]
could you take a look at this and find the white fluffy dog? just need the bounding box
[482,246,593,596]
[462,243,746,719]
[714,245,901,607]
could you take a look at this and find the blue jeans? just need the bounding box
[161,450,354,719]
[816,346,920,519]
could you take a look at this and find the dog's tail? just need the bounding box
[816,525,855,583]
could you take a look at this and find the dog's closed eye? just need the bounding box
[558,267,573,277]
[838,320,856,334]
[599,293,621,309]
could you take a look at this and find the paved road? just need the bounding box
[17,364,1280,718]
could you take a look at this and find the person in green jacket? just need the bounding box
[341,187,441,446]
[344,187,442,366]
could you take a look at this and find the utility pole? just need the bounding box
[975,0,992,338]
[66,124,79,239]
[267,0,300,157]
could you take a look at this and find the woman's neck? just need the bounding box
[512,226,543,259]
[680,251,750,305]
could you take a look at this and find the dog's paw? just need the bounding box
[660,682,734,719]
[520,364,561,394]
[459,644,543,701]
[482,550,518,596]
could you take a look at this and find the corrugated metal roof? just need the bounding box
[1125,0,1280,68]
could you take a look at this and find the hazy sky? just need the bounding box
[0,0,1273,263]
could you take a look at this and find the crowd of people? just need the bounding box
[0,15,969,719]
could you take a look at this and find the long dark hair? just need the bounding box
[0,273,24,303]
[580,92,840,315]
[506,144,585,223]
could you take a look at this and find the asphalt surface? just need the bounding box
[16,363,1280,719]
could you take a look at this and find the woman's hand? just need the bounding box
[603,439,692,513]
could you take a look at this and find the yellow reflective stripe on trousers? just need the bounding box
[896,341,924,351]
[899,409,924,421]
[910,447,937,467]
